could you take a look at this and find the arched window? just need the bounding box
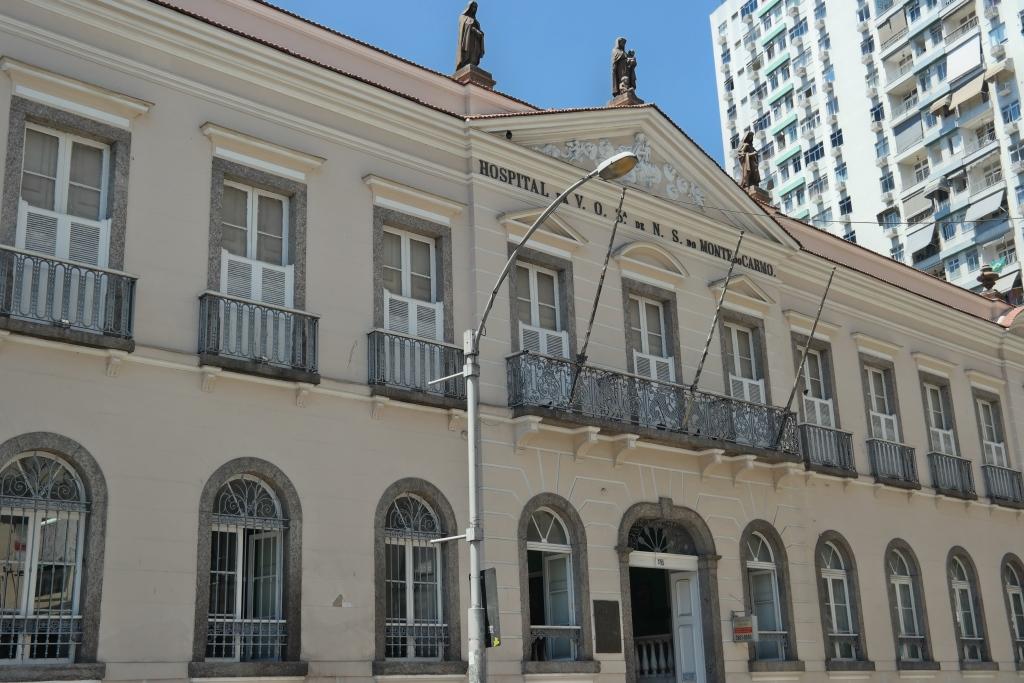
[384,494,445,660]
[205,476,285,662]
[888,548,926,662]
[948,550,988,664]
[744,530,789,661]
[526,508,576,661]
[0,453,86,663]
[819,542,854,660]
[1004,559,1024,664]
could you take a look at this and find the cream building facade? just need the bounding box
[2,2,1024,683]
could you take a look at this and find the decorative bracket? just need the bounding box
[200,366,221,393]
[611,434,639,469]
[447,409,466,433]
[771,463,804,492]
[105,350,128,378]
[513,416,544,454]
[295,382,313,408]
[728,455,758,486]
[571,427,601,462]
[370,396,390,420]
[697,449,725,480]
[0,329,10,350]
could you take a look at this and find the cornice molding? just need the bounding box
[851,333,903,361]
[0,55,152,128]
[911,351,956,378]
[499,209,585,259]
[364,175,464,225]
[613,240,688,290]
[783,310,840,341]
[964,369,1006,393]
[201,122,325,182]
[709,273,775,318]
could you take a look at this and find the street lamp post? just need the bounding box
[462,151,638,683]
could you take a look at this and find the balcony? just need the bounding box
[799,424,856,476]
[868,439,920,488]
[928,452,976,499]
[367,329,465,408]
[0,246,136,352]
[982,463,1024,508]
[506,351,799,461]
[198,292,319,384]
[944,16,979,45]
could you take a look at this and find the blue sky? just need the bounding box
[271,0,727,164]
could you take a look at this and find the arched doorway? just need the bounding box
[618,498,724,683]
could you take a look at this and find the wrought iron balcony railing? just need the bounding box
[0,246,136,348]
[928,452,975,499]
[981,464,1024,507]
[198,292,319,382]
[799,424,856,474]
[506,351,799,457]
[867,439,919,487]
[367,330,465,404]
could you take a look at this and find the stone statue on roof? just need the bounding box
[610,37,643,106]
[737,130,761,191]
[456,2,485,70]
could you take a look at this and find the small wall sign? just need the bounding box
[731,612,758,642]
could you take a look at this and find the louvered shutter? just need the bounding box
[19,202,58,256]
[730,374,746,400]
[412,299,442,340]
[385,291,410,335]
[384,291,442,339]
[803,395,834,427]
[520,323,569,358]
[520,323,542,353]
[633,350,675,383]
[634,352,652,379]
[223,251,255,300]
[747,378,765,404]
[256,263,293,308]
[543,329,567,358]
[68,218,107,267]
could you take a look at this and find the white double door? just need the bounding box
[670,571,705,683]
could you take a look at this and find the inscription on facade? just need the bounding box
[477,159,775,277]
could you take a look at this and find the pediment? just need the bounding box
[709,273,776,317]
[471,106,799,250]
[499,208,587,257]
[614,240,688,289]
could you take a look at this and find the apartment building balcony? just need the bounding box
[982,462,1024,508]
[198,291,319,384]
[928,451,976,499]
[367,329,466,408]
[799,423,856,477]
[506,351,799,461]
[868,439,920,489]
[0,245,136,352]
[944,16,979,47]
[891,93,921,122]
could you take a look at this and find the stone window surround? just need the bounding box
[945,546,996,671]
[859,355,905,443]
[507,244,577,359]
[620,278,683,383]
[207,157,308,309]
[517,492,599,675]
[813,531,874,671]
[918,371,963,457]
[718,310,773,403]
[791,333,841,428]
[883,539,939,671]
[0,433,107,683]
[1000,553,1024,670]
[1,95,131,270]
[372,478,465,676]
[371,205,454,343]
[616,498,726,683]
[739,519,804,672]
[189,457,306,679]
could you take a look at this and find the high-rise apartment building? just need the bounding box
[711,0,1024,298]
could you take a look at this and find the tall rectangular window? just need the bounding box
[517,263,568,358]
[381,228,441,340]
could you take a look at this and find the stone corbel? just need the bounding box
[200,366,221,393]
[571,427,601,462]
[105,350,128,378]
[370,396,390,420]
[698,449,725,480]
[447,409,466,433]
[512,416,544,454]
[611,434,639,468]
[728,455,758,486]
[295,383,313,408]
[771,463,804,491]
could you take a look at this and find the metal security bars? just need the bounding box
[205,477,286,662]
[529,625,581,662]
[383,495,448,661]
[367,330,465,400]
[798,424,855,473]
[506,351,799,455]
[0,246,135,340]
[0,454,87,664]
[867,439,919,486]
[928,453,976,498]
[198,292,318,377]
[982,464,1024,507]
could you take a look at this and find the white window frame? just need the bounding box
[951,558,983,662]
[820,543,855,660]
[925,382,956,455]
[727,322,758,380]
[1005,564,1024,660]
[977,398,1007,466]
[867,366,900,442]
[889,551,924,661]
[21,123,110,220]
[223,180,290,267]
[746,532,785,661]
[382,227,436,303]
[518,263,561,331]
[526,509,577,661]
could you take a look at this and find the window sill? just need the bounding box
[187,661,309,679]
[826,659,875,671]
[748,660,805,673]
[371,660,468,677]
[522,660,601,675]
[896,660,941,671]
[960,660,998,672]
[0,663,106,682]
[0,317,134,353]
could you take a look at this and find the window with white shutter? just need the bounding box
[517,263,569,358]
[977,399,1007,467]
[726,322,764,403]
[381,228,442,340]
[801,348,834,427]
[629,295,674,382]
[219,181,293,308]
[16,124,110,267]
[924,383,956,456]
[867,367,899,442]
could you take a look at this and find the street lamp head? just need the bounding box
[596,151,638,180]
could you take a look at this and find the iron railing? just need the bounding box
[928,452,975,497]
[205,618,287,661]
[0,246,135,340]
[981,464,1024,506]
[945,16,979,44]
[198,292,318,377]
[827,633,861,662]
[868,439,919,486]
[384,622,449,660]
[799,424,856,473]
[367,330,465,400]
[506,351,799,455]
[529,625,581,662]
[754,630,791,662]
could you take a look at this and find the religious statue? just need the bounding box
[737,130,761,191]
[456,2,485,70]
[611,37,636,97]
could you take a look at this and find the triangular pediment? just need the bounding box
[499,208,587,257]
[470,106,798,250]
[709,273,776,317]
[614,240,688,289]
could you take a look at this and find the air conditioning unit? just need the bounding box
[751,55,763,69]
[992,43,1006,60]
[985,4,1000,18]
[1012,160,1024,175]
[720,62,731,73]
[824,80,834,92]
[743,13,754,23]
[796,65,807,77]
[871,120,884,132]
[828,114,838,125]
[1006,120,1020,134]
[866,86,878,98]
[876,156,888,167]
[816,18,826,29]
[820,49,831,62]
[881,191,894,203]
[751,96,762,108]
[836,180,847,192]
[806,160,819,173]
[831,146,842,158]
[792,35,804,48]
[788,4,800,16]
[857,20,870,32]
[861,52,874,65]
[718,33,729,44]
